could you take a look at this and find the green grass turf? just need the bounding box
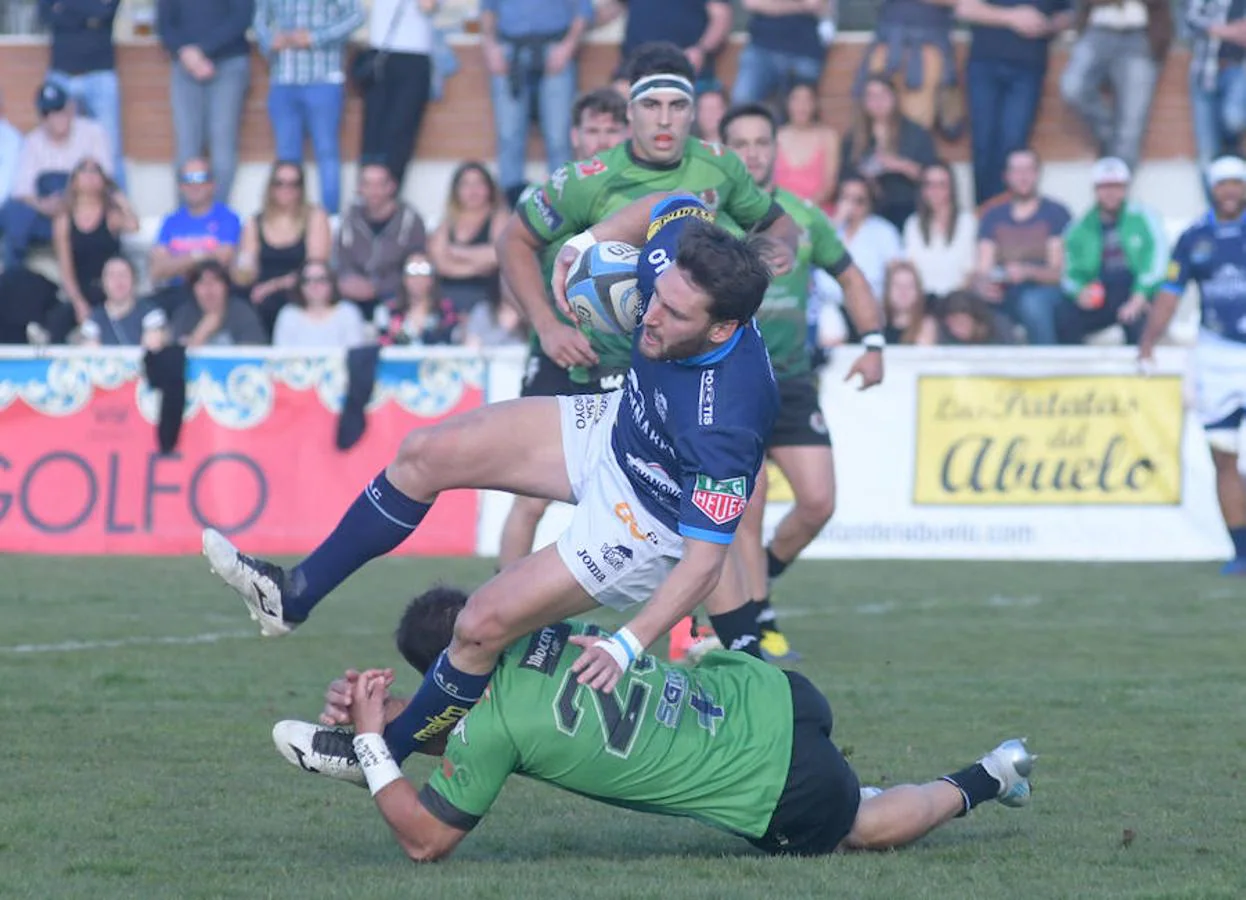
[2,557,1244,899]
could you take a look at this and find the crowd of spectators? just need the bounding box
[0,0,1240,352]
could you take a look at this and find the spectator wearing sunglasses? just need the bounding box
[232,160,332,337]
[148,157,243,315]
[272,259,366,348]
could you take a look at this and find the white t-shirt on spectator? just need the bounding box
[272,302,368,349]
[370,0,433,53]
[821,215,903,308]
[902,210,977,298]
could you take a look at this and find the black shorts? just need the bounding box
[770,375,832,448]
[518,348,627,398]
[749,671,860,857]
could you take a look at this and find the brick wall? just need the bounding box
[0,39,1199,165]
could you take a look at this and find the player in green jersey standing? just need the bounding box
[272,586,1037,861]
[497,87,631,570]
[717,103,886,662]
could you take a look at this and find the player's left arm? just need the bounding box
[720,147,800,274]
[811,205,884,388]
[572,425,764,691]
[572,535,729,691]
[348,671,469,862]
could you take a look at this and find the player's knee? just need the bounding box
[392,427,446,494]
[452,596,514,656]
[795,489,835,528]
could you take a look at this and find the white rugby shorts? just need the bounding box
[1192,331,1246,453]
[555,392,684,611]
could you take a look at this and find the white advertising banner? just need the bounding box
[479,346,1232,562]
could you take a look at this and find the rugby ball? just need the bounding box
[565,240,642,335]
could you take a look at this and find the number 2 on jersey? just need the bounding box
[554,668,652,759]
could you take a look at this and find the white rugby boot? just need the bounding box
[202,528,295,637]
[979,737,1037,808]
[272,720,366,788]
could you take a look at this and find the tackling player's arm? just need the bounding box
[810,205,884,388]
[348,671,469,862]
[1139,229,1193,363]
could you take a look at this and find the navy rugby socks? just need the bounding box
[383,651,492,763]
[282,470,430,622]
[1230,526,1246,560]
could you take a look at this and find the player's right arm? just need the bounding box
[348,670,517,862]
[498,165,602,368]
[1139,227,1194,363]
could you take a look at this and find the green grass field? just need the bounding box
[3,556,1244,899]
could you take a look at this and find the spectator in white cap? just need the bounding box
[1141,153,1246,575]
[1057,156,1168,345]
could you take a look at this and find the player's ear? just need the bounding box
[707,318,738,346]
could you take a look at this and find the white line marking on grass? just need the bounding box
[986,595,1043,608]
[0,630,257,654]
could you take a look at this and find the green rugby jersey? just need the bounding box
[421,621,794,840]
[757,188,850,379]
[518,139,783,372]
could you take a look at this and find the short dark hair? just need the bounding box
[675,218,772,324]
[395,585,468,674]
[719,103,777,143]
[573,88,627,128]
[188,258,231,289]
[623,41,695,86]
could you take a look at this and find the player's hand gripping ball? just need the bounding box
[564,240,643,335]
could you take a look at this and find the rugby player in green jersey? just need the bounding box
[273,586,1037,861]
[498,86,631,571]
[718,102,886,662]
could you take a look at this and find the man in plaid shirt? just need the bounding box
[1186,0,1246,195]
[253,0,365,216]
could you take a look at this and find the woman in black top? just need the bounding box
[52,157,139,326]
[232,160,332,337]
[841,76,937,231]
[428,162,508,317]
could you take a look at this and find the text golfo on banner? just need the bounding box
[913,375,1185,506]
[0,351,483,555]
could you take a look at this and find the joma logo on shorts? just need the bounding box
[576,549,607,583]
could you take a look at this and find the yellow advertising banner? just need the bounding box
[914,375,1185,506]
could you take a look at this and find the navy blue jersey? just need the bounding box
[610,195,779,543]
[1163,211,1246,343]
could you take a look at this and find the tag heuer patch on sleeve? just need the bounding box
[691,475,748,525]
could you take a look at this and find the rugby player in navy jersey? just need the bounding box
[1141,155,1246,575]
[203,194,781,766]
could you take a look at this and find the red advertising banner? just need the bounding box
[0,350,482,555]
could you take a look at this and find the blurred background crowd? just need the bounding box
[0,0,1234,355]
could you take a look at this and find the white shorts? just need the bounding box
[555,393,684,611]
[1193,332,1246,452]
